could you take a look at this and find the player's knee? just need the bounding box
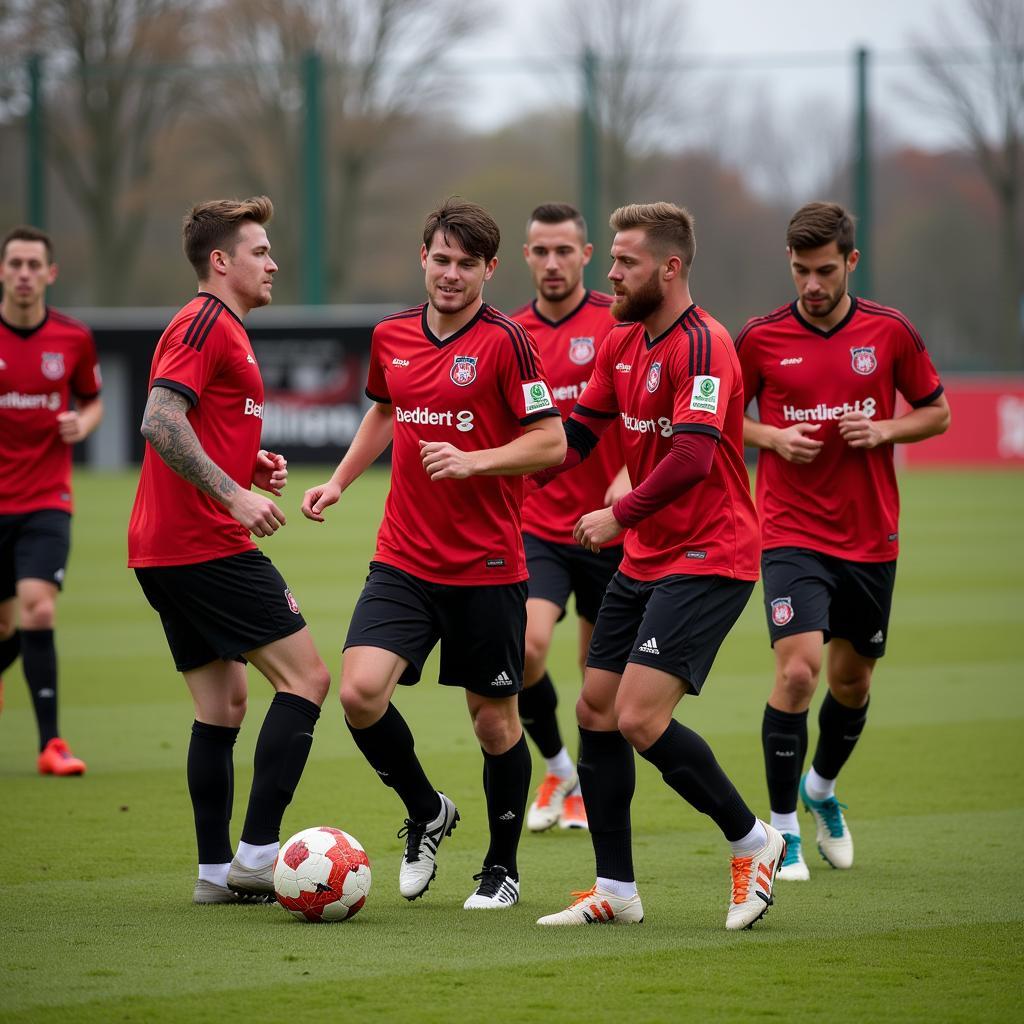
[471,701,518,752]
[21,597,56,630]
[302,660,331,706]
[615,707,664,752]
[830,675,871,707]
[339,676,386,727]
[576,691,614,731]
[523,635,547,679]
[780,658,818,701]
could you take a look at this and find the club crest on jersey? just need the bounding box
[284,588,300,614]
[771,597,794,627]
[450,355,477,387]
[568,336,595,365]
[646,361,662,393]
[850,346,877,375]
[41,352,65,381]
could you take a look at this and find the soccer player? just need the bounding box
[0,226,103,775]
[514,203,629,833]
[535,202,785,932]
[736,201,949,880]
[301,198,565,910]
[127,197,330,904]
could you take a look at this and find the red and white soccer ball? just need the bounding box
[274,826,372,922]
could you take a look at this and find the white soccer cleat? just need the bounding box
[463,865,520,909]
[536,884,644,926]
[398,792,459,900]
[527,772,577,832]
[800,775,854,869]
[776,832,810,881]
[193,878,241,904]
[226,858,277,901]
[726,823,785,931]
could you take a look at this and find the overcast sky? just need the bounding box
[447,0,968,149]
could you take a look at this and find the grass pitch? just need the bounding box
[1,468,1022,1023]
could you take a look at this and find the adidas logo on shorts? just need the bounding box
[492,670,514,687]
[637,637,660,655]
[869,630,884,644]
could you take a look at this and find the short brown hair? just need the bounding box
[2,225,54,263]
[609,202,696,267]
[423,198,500,264]
[526,202,588,241]
[183,196,274,279]
[786,202,856,255]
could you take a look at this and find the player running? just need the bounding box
[736,201,949,880]
[0,225,103,775]
[513,203,629,833]
[535,202,785,932]
[302,199,565,910]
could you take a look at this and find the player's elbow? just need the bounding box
[539,427,567,469]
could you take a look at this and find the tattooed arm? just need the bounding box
[140,386,286,537]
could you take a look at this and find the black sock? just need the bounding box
[640,720,756,842]
[188,721,239,864]
[812,692,869,780]
[481,733,531,878]
[346,703,439,822]
[240,692,320,845]
[578,727,636,882]
[762,704,808,815]
[0,630,20,675]
[21,628,58,750]
[517,673,563,759]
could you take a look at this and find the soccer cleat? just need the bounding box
[558,793,589,830]
[527,772,577,832]
[193,878,242,904]
[397,792,459,900]
[37,737,86,776]
[463,865,520,909]
[776,832,810,881]
[800,774,854,869]
[227,857,277,900]
[536,884,644,926]
[726,822,785,931]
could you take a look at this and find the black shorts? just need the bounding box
[586,571,754,694]
[0,510,72,599]
[524,531,622,624]
[344,561,527,698]
[134,550,307,672]
[761,547,897,659]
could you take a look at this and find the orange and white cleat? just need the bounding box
[37,737,86,776]
[558,792,589,830]
[526,772,577,832]
[536,884,644,926]
[726,822,785,930]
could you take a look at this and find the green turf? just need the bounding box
[1,468,1022,1023]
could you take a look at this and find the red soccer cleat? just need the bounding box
[37,738,86,776]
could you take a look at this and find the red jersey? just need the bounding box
[736,298,944,561]
[513,291,626,545]
[366,303,559,585]
[0,309,101,515]
[127,294,264,567]
[573,305,759,582]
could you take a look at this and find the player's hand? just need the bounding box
[771,423,824,463]
[226,488,286,537]
[838,412,887,449]
[301,480,342,522]
[419,440,478,480]
[574,507,623,553]
[252,449,288,495]
[57,410,87,444]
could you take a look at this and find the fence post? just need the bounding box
[579,49,601,290]
[853,46,872,299]
[302,50,325,305]
[27,53,45,228]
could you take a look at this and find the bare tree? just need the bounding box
[202,0,488,301]
[910,0,1024,367]
[3,0,198,304]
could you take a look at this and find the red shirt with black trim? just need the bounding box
[366,302,559,585]
[513,291,626,545]
[128,293,264,567]
[0,309,101,515]
[736,297,944,561]
[570,304,759,582]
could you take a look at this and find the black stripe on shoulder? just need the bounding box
[735,304,792,350]
[484,309,539,380]
[857,299,926,352]
[509,302,533,319]
[691,308,713,375]
[587,291,615,307]
[673,422,721,440]
[378,304,424,325]
[574,402,618,420]
[520,408,562,426]
[681,310,701,377]
[193,304,223,352]
[48,309,92,334]
[182,297,216,350]
[152,378,198,407]
[910,384,944,408]
[365,388,392,404]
